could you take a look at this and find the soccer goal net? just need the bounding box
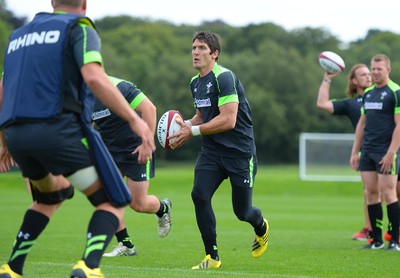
[299,132,360,182]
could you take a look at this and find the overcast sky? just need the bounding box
[5,0,400,43]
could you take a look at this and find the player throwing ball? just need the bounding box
[169,31,269,269]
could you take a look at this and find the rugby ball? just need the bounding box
[318,51,345,73]
[157,110,183,149]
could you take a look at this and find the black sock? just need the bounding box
[387,202,400,243]
[115,228,134,248]
[368,203,383,242]
[83,210,119,269]
[155,200,169,217]
[254,217,266,237]
[206,244,219,261]
[202,234,219,260]
[8,209,49,275]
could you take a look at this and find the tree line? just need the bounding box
[2,2,400,164]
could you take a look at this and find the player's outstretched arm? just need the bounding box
[316,72,341,114]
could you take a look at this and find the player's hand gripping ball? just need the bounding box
[157,110,183,149]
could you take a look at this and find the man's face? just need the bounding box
[371,60,390,86]
[192,39,216,72]
[354,67,372,90]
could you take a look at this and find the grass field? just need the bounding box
[1,164,400,277]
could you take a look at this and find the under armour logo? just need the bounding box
[244,179,250,184]
[18,231,30,240]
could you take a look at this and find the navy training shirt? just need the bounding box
[190,63,256,157]
[361,80,400,152]
[91,77,147,154]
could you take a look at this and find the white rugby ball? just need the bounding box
[318,51,345,73]
[157,110,183,149]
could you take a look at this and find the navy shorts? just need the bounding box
[4,114,93,180]
[194,151,257,188]
[112,151,155,182]
[359,151,400,175]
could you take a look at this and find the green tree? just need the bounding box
[3,12,398,163]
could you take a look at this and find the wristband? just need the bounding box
[184,120,193,126]
[191,126,201,136]
[323,77,331,84]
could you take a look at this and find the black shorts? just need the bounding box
[194,151,257,188]
[4,114,93,180]
[113,151,155,182]
[359,151,400,175]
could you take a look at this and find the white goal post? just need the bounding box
[299,132,361,182]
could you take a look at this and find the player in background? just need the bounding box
[0,0,154,277]
[169,31,269,269]
[316,64,373,241]
[350,54,400,250]
[91,76,172,257]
